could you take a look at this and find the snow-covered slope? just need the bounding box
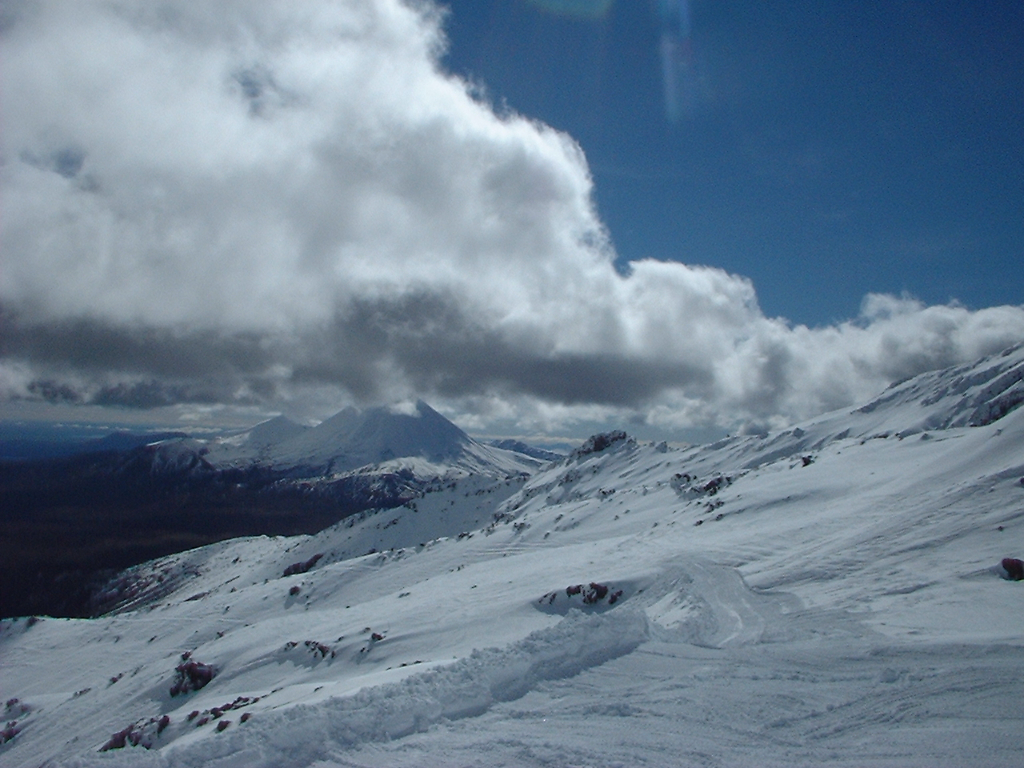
[3,347,1024,767]
[211,415,310,463]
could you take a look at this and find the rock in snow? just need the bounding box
[1001,557,1024,581]
[2,345,1024,767]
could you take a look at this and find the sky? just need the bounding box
[1,0,1022,442]
[445,0,1024,324]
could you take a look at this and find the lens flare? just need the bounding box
[658,0,702,121]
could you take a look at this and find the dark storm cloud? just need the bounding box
[0,306,272,378]
[309,293,712,406]
[1,0,1022,434]
[1,291,708,411]
[0,303,279,407]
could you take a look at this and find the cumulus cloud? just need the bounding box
[2,0,1022,435]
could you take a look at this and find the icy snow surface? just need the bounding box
[2,346,1024,767]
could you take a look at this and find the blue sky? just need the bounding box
[442,0,1024,324]
[0,0,1022,439]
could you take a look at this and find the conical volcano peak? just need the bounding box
[199,400,539,476]
[232,399,519,475]
[341,400,470,466]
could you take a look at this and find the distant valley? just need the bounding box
[0,401,543,619]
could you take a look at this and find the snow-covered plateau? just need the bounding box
[3,345,1024,767]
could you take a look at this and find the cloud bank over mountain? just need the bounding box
[2,0,1022,434]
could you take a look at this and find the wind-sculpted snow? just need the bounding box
[857,341,1024,432]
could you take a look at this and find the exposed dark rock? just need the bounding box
[539,582,624,612]
[570,432,631,460]
[1001,557,1024,581]
[283,553,323,578]
[170,659,216,696]
[98,714,171,752]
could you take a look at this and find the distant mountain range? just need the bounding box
[0,425,190,461]
[0,400,551,474]
[203,400,546,476]
[0,401,549,620]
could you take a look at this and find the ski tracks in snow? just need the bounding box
[63,609,650,768]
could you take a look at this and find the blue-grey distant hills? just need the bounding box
[0,425,188,461]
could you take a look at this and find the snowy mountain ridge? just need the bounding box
[856,340,1024,430]
[201,399,541,478]
[705,339,1024,472]
[2,345,1024,767]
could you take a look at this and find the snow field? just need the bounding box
[3,347,1024,766]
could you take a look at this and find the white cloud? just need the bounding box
[2,0,1022,436]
